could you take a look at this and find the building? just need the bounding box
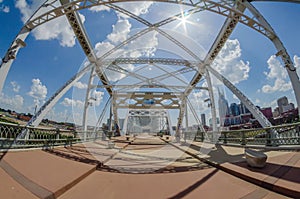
[230,103,240,116]
[218,89,229,126]
[282,103,295,113]
[238,102,250,114]
[260,107,273,119]
[277,96,289,114]
[273,107,280,117]
[200,113,206,126]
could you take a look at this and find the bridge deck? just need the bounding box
[0,136,298,198]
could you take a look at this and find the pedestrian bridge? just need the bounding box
[1,0,300,198]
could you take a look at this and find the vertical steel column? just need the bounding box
[176,96,186,140]
[205,68,218,142]
[112,93,120,136]
[82,67,96,131]
[185,100,189,130]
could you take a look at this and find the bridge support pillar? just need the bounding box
[112,93,120,136]
[176,97,186,142]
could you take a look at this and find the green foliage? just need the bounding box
[0,117,18,124]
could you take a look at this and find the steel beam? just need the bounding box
[0,0,49,93]
[180,2,245,133]
[205,69,217,131]
[27,65,92,126]
[25,1,272,38]
[207,65,272,128]
[82,67,96,131]
[60,0,112,95]
[114,92,182,109]
[244,1,300,117]
[186,2,246,95]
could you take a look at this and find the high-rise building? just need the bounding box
[201,113,206,126]
[238,102,250,114]
[218,89,229,126]
[282,103,295,113]
[277,96,289,114]
[260,107,273,119]
[230,103,240,116]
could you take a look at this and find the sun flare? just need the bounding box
[175,10,192,33]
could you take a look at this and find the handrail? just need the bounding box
[184,121,300,146]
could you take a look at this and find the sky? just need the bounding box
[0,0,299,126]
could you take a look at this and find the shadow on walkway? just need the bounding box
[96,163,212,174]
[168,169,219,199]
[43,148,101,166]
[233,154,300,184]
[43,145,213,174]
[187,143,245,164]
[0,138,18,161]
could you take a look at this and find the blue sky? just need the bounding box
[0,0,299,125]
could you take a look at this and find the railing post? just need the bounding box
[56,128,60,140]
[84,131,87,141]
[241,131,246,145]
[95,132,98,140]
[266,129,273,146]
[297,125,300,145]
[25,127,30,141]
[223,132,227,144]
[201,131,204,142]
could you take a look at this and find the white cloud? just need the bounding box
[108,19,132,44]
[0,5,9,13]
[0,93,24,111]
[262,78,291,93]
[264,55,287,80]
[94,31,158,67]
[116,2,153,18]
[0,0,9,13]
[93,3,156,60]
[89,5,110,12]
[61,98,84,108]
[95,41,116,58]
[191,83,210,114]
[74,81,88,89]
[15,0,39,22]
[259,99,277,109]
[212,39,250,85]
[127,31,158,57]
[261,55,292,94]
[92,90,104,106]
[15,0,85,47]
[32,15,82,47]
[11,81,20,93]
[27,79,47,106]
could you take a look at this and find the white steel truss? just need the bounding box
[125,109,172,135]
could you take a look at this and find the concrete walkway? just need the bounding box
[169,140,300,198]
[0,137,298,198]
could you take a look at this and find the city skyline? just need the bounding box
[0,1,300,125]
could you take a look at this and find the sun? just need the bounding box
[175,10,192,33]
[181,11,190,22]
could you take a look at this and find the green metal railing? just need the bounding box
[0,122,104,150]
[185,122,300,146]
[1,121,300,149]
